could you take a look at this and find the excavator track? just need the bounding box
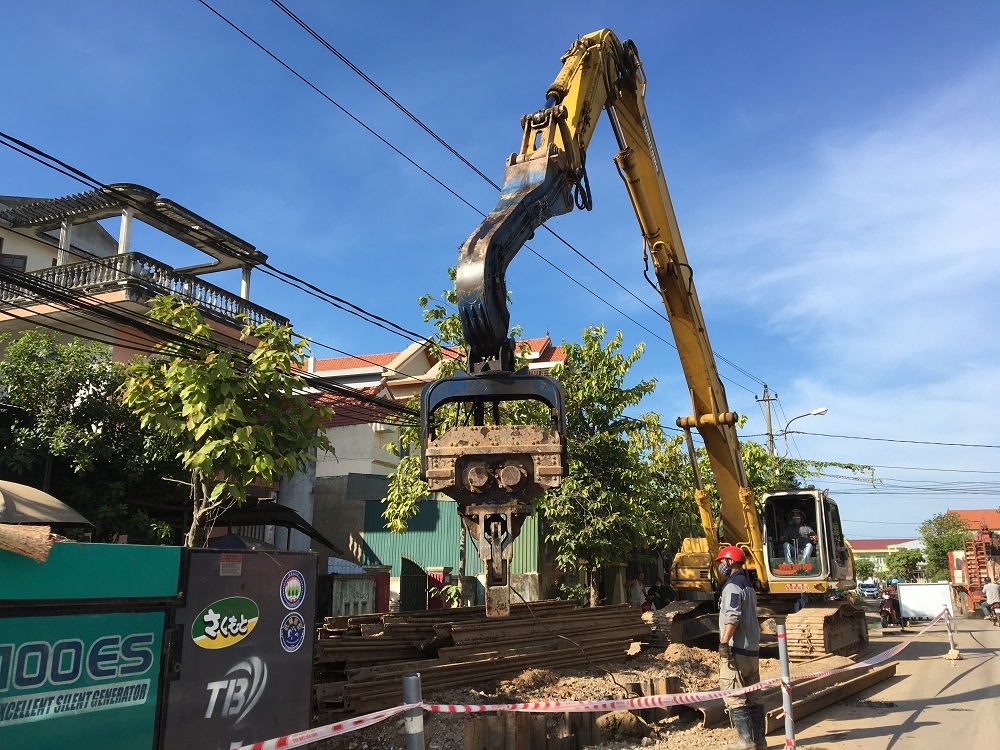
[647,600,717,648]
[784,602,869,661]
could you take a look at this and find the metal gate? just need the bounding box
[399,557,428,612]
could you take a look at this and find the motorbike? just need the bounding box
[879,593,905,631]
[990,601,1000,627]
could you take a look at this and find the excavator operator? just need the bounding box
[781,509,817,564]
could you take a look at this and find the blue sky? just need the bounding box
[3,1,999,541]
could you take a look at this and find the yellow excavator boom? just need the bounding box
[438,32,867,660]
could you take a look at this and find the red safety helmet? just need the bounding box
[715,545,745,563]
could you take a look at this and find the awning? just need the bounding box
[135,498,342,554]
[0,480,91,526]
[215,502,343,555]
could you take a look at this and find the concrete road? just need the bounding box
[786,614,1000,749]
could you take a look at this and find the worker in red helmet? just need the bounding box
[716,545,764,749]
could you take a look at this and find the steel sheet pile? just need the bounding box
[314,600,652,715]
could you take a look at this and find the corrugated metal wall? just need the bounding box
[360,496,539,577]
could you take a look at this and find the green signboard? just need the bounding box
[0,543,181,601]
[0,610,165,749]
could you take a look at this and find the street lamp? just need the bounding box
[782,407,828,457]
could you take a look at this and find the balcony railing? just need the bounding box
[0,251,288,328]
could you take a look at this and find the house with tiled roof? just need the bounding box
[847,538,921,581]
[0,184,281,361]
[946,508,1000,535]
[0,184,334,550]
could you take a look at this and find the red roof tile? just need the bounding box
[313,352,398,372]
[946,508,1000,531]
[520,336,551,354]
[535,344,565,364]
[847,539,918,551]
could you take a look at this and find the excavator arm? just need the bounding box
[424,30,775,616]
[433,31,868,654]
[450,30,765,582]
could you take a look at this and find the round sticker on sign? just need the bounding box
[280,569,305,610]
[280,611,307,653]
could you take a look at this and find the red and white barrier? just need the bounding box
[238,703,418,750]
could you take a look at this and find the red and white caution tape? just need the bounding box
[238,607,951,748]
[424,677,780,714]
[237,703,419,750]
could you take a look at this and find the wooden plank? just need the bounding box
[464,715,505,750]
[695,661,873,728]
[544,737,577,750]
[506,712,536,750]
[530,714,547,750]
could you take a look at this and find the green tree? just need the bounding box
[540,326,659,606]
[122,296,332,547]
[632,427,699,558]
[919,511,970,581]
[854,557,876,582]
[0,329,184,541]
[885,548,924,582]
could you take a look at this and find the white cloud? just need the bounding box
[705,56,1000,387]
[679,55,1000,535]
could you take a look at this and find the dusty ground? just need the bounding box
[322,642,783,750]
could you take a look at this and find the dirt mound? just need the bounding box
[321,643,750,749]
[502,668,559,692]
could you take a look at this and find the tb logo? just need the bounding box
[203,656,267,725]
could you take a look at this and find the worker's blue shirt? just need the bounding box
[718,569,760,656]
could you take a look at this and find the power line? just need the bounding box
[257,264,447,354]
[792,430,1000,449]
[0,218,451,397]
[0,264,419,425]
[869,463,1000,474]
[197,0,766,397]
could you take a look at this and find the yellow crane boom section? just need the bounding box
[537,30,767,580]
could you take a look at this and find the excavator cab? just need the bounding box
[762,488,854,583]
[420,369,567,616]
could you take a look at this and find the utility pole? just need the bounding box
[756,385,778,456]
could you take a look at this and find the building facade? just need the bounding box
[847,538,921,582]
[0,183,281,359]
